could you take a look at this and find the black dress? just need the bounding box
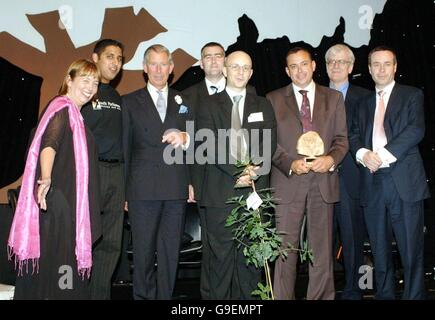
[14,108,101,300]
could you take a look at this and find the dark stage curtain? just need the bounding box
[173,0,434,185]
[0,57,41,189]
[172,0,435,271]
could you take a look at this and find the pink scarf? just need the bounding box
[8,95,92,278]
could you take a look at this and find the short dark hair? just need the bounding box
[286,46,313,61]
[200,42,225,58]
[368,45,397,65]
[93,39,124,56]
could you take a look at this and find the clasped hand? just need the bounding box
[291,155,334,175]
[362,151,383,173]
[236,165,260,186]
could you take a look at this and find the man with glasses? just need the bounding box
[349,46,429,299]
[196,50,276,299]
[267,47,348,299]
[325,44,370,299]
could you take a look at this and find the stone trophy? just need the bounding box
[296,131,324,167]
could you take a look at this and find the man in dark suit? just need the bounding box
[325,44,370,299]
[183,42,226,299]
[267,47,348,300]
[122,44,193,300]
[349,46,429,299]
[196,50,276,299]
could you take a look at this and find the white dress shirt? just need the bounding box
[356,81,397,167]
[147,82,169,108]
[147,82,190,149]
[292,80,316,118]
[205,77,226,95]
[225,87,247,124]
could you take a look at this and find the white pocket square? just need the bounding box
[247,112,264,122]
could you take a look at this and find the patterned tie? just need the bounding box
[210,85,218,95]
[230,95,247,161]
[156,90,166,122]
[373,90,387,151]
[299,90,313,132]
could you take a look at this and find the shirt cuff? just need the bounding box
[181,132,190,151]
[377,147,397,167]
[356,148,371,167]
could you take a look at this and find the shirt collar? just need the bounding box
[225,87,246,101]
[292,80,315,94]
[147,82,168,94]
[330,81,349,99]
[376,81,395,96]
[205,77,226,93]
[330,81,349,92]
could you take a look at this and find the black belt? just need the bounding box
[98,158,122,163]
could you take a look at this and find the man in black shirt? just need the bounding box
[81,39,124,300]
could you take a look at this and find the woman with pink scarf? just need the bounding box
[8,59,102,299]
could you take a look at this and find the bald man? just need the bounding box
[195,51,277,299]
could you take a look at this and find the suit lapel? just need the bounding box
[199,81,210,100]
[165,89,177,125]
[383,83,399,140]
[216,91,232,126]
[139,87,163,124]
[285,85,303,129]
[312,84,326,134]
[366,93,376,147]
[242,93,257,126]
[344,86,354,129]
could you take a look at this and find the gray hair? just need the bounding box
[325,44,355,64]
[143,44,173,65]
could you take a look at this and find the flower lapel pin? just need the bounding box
[175,95,189,114]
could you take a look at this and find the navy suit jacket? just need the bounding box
[349,83,430,205]
[122,87,192,201]
[340,84,371,199]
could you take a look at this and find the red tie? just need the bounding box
[299,90,313,132]
[373,90,387,151]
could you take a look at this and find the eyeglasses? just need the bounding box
[226,64,252,73]
[326,59,351,66]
